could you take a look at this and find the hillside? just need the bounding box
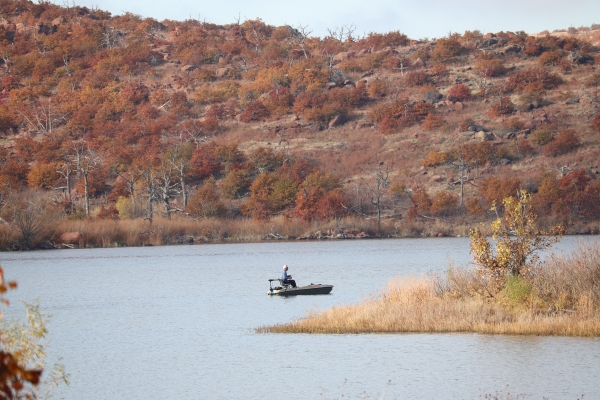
[0,0,599,248]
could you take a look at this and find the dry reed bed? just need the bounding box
[261,242,600,336]
[0,214,475,250]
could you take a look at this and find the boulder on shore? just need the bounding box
[59,232,82,245]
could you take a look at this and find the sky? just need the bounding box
[71,0,599,39]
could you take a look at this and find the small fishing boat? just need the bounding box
[267,279,333,296]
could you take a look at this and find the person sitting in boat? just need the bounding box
[281,265,297,288]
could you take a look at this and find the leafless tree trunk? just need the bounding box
[57,158,75,214]
[362,157,391,227]
[166,143,193,208]
[117,171,137,209]
[156,159,179,219]
[70,143,103,215]
[135,165,156,223]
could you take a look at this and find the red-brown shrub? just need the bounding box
[502,118,526,131]
[359,31,410,50]
[370,99,432,133]
[263,86,295,116]
[378,116,400,135]
[523,37,543,56]
[206,104,227,120]
[431,38,463,62]
[505,66,562,94]
[488,96,515,118]
[421,113,446,131]
[410,186,432,216]
[474,56,506,77]
[422,151,450,167]
[466,197,486,216]
[447,84,472,102]
[429,64,449,81]
[542,129,579,157]
[462,141,494,166]
[412,102,434,121]
[368,101,404,123]
[478,176,521,207]
[240,100,270,122]
[96,204,119,220]
[430,190,459,216]
[517,139,535,157]
[538,50,563,66]
[404,70,432,86]
[293,88,357,122]
[367,79,388,97]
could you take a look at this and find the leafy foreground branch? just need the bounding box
[261,193,600,336]
[0,267,68,399]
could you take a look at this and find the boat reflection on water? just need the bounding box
[267,279,333,296]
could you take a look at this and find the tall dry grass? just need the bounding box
[261,242,600,336]
[51,216,312,248]
[0,214,467,249]
[43,215,406,248]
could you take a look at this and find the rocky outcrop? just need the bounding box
[215,67,231,78]
[413,58,425,69]
[333,51,354,63]
[51,16,66,27]
[328,115,346,128]
[181,64,198,72]
[475,131,495,141]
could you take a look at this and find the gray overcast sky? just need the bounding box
[73,0,599,39]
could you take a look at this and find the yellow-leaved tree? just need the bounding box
[469,190,563,280]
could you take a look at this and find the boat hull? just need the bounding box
[267,284,333,296]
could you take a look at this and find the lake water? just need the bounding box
[1,236,599,399]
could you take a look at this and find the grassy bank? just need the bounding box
[0,214,478,250]
[260,242,600,336]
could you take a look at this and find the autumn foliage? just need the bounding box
[447,84,472,102]
[0,0,598,246]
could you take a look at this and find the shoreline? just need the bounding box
[4,230,597,252]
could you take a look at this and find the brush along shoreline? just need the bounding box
[0,215,481,250]
[2,213,599,251]
[259,242,600,337]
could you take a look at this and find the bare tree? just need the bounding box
[361,157,391,226]
[323,24,356,79]
[134,163,157,223]
[166,143,194,208]
[117,170,137,206]
[5,191,55,248]
[70,144,103,215]
[18,99,69,135]
[554,164,572,178]
[101,25,127,49]
[449,147,469,209]
[56,155,76,214]
[326,24,356,44]
[288,24,312,59]
[437,147,472,211]
[155,158,181,219]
